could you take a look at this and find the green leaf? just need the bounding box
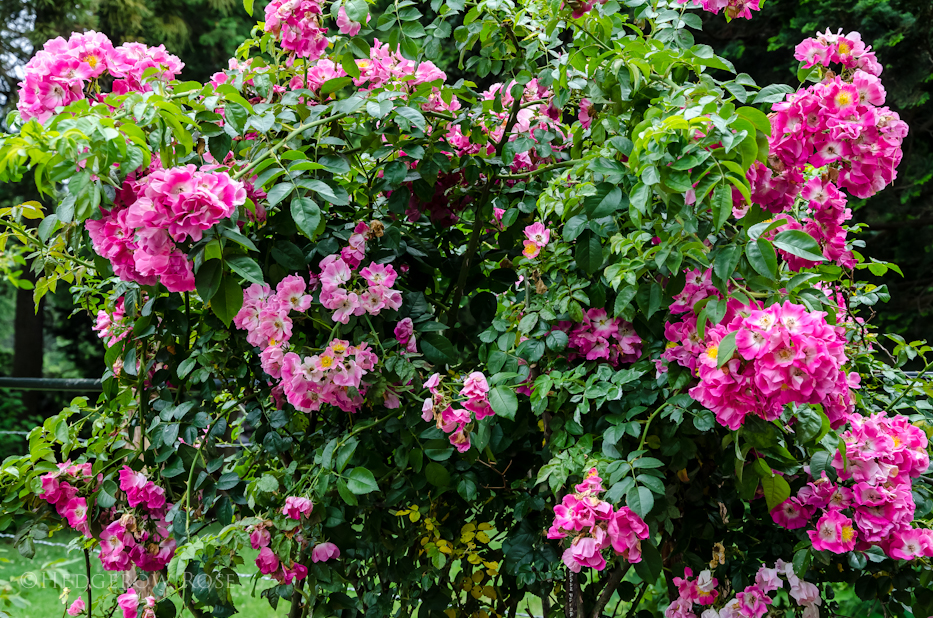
[243,0,254,16]
[716,331,737,367]
[714,245,742,282]
[746,238,777,279]
[773,229,825,262]
[291,197,321,239]
[226,256,264,285]
[211,274,244,327]
[626,485,654,518]
[195,259,223,301]
[633,541,662,583]
[337,479,358,505]
[216,472,240,491]
[395,107,426,131]
[753,84,794,104]
[710,184,732,231]
[345,0,368,21]
[266,183,293,208]
[488,386,518,421]
[97,480,118,509]
[347,467,378,494]
[421,332,457,366]
[759,468,791,510]
[304,179,349,206]
[209,133,232,162]
[545,330,569,352]
[426,462,451,487]
[575,230,603,275]
[584,184,623,218]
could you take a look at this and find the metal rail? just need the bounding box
[0,377,102,392]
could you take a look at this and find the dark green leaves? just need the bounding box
[421,333,457,366]
[347,467,378,494]
[488,386,517,420]
[226,256,264,285]
[425,462,450,487]
[575,230,603,275]
[711,185,732,231]
[773,230,825,262]
[291,197,321,239]
[716,331,737,367]
[584,184,624,218]
[211,274,244,326]
[746,238,778,279]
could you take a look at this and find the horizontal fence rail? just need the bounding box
[0,377,103,392]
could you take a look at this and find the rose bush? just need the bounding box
[0,0,931,616]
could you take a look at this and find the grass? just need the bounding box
[0,536,283,617]
[0,535,905,618]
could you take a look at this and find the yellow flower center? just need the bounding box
[332,343,346,353]
[522,245,538,258]
[706,345,719,360]
[320,356,334,368]
[85,54,99,68]
[836,92,852,107]
[841,525,855,543]
[838,42,851,55]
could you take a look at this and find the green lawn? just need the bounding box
[0,535,899,618]
[0,536,283,617]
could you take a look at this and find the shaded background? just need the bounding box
[0,0,930,456]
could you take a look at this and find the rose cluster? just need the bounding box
[98,467,175,572]
[88,161,246,292]
[280,338,379,414]
[234,275,312,361]
[117,589,156,618]
[748,30,906,222]
[662,268,722,373]
[675,0,760,21]
[422,372,496,453]
[264,0,328,61]
[39,462,176,573]
[38,460,95,537]
[17,31,183,122]
[320,257,403,324]
[666,561,822,618]
[794,29,882,75]
[394,317,418,354]
[92,297,132,347]
[552,308,643,366]
[249,496,340,585]
[686,300,856,430]
[771,412,932,560]
[547,468,649,572]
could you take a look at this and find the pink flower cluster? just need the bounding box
[88,162,245,292]
[93,297,132,348]
[686,300,856,430]
[662,269,722,373]
[98,467,175,572]
[234,275,312,360]
[264,0,328,61]
[280,338,379,413]
[117,589,156,618]
[18,31,183,122]
[320,257,403,324]
[795,29,882,76]
[38,460,94,537]
[756,40,906,205]
[553,309,642,366]
[354,39,446,91]
[421,372,496,453]
[521,223,551,259]
[675,0,761,21]
[547,468,649,572]
[394,317,418,353]
[666,561,821,618]
[771,412,932,560]
[251,522,308,584]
